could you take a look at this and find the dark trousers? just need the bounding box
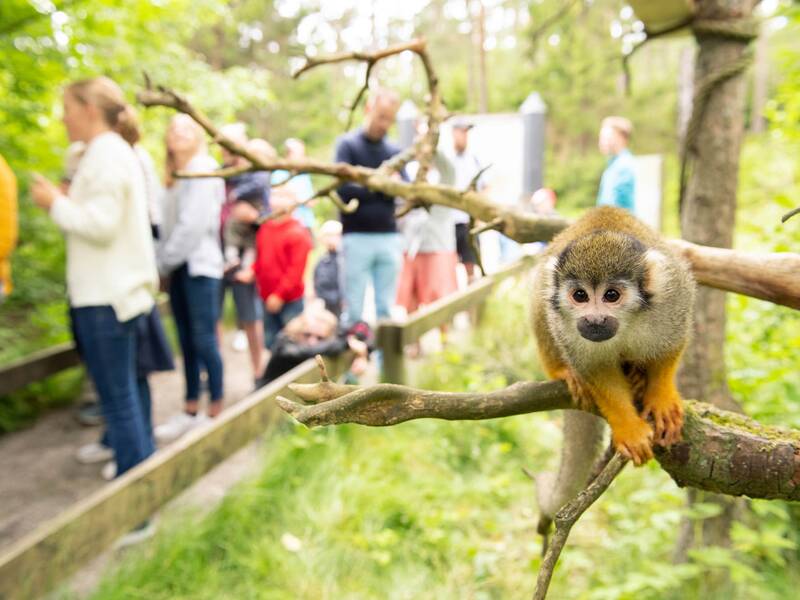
[71,306,154,476]
[101,377,153,450]
[263,297,304,350]
[169,265,224,402]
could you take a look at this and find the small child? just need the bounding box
[253,186,313,349]
[313,220,344,317]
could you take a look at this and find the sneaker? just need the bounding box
[102,461,117,481]
[75,401,104,427]
[154,412,210,444]
[114,520,156,549]
[76,442,114,464]
[232,330,248,352]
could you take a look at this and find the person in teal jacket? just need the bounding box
[597,116,636,212]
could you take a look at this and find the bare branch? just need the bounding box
[345,61,375,131]
[291,39,427,79]
[532,453,628,600]
[174,164,254,179]
[138,78,800,311]
[470,216,504,236]
[277,380,800,502]
[466,163,492,192]
[315,354,330,382]
[277,380,572,427]
[781,206,800,223]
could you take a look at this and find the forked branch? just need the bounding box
[277,381,800,502]
[137,73,800,311]
[532,453,628,600]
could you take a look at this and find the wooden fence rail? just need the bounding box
[0,300,170,398]
[0,257,536,599]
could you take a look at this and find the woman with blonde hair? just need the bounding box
[154,114,226,443]
[30,76,158,477]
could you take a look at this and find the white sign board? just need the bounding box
[633,154,664,230]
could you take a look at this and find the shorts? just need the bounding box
[220,279,263,323]
[396,251,458,314]
[455,223,478,265]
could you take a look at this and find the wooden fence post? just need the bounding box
[377,323,406,384]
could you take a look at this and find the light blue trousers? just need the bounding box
[342,232,402,325]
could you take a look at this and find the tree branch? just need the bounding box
[291,39,428,79]
[532,453,628,600]
[277,381,800,502]
[137,79,800,311]
[781,206,800,223]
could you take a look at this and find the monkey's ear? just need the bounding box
[643,249,670,298]
[541,255,560,294]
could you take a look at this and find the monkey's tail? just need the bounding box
[534,410,607,540]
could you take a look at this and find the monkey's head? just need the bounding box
[545,230,657,344]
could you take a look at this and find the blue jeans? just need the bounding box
[342,232,402,325]
[101,377,153,451]
[263,297,305,350]
[169,265,224,403]
[71,306,154,476]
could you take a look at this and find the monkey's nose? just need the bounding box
[577,316,618,342]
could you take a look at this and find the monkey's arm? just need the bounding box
[642,351,685,447]
[585,367,653,466]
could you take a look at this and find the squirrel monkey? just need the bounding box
[531,206,695,466]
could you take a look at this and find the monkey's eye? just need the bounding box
[603,288,621,303]
[572,289,589,303]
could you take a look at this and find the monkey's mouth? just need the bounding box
[577,318,618,342]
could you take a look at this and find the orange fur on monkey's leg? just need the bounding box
[587,367,654,466]
[642,352,685,447]
[537,345,590,410]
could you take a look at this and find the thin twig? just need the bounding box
[174,164,254,179]
[532,453,628,600]
[314,354,330,382]
[291,39,426,79]
[467,163,492,192]
[346,61,375,131]
[470,216,504,236]
[781,206,800,223]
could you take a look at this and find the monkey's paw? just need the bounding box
[611,418,654,467]
[642,392,684,447]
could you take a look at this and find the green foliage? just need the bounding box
[726,135,800,429]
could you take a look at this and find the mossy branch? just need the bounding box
[278,381,800,502]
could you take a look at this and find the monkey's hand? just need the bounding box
[642,355,685,447]
[609,417,654,466]
[642,388,684,447]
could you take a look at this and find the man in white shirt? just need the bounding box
[448,118,486,283]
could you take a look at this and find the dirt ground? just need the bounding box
[0,330,256,554]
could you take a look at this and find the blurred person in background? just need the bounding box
[0,153,18,303]
[155,114,225,444]
[30,77,158,480]
[597,116,636,212]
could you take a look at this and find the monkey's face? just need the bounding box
[561,279,641,342]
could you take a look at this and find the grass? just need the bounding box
[76,285,800,600]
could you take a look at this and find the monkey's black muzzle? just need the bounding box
[577,316,618,342]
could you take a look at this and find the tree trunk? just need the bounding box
[677,0,758,567]
[476,0,489,112]
[749,28,768,134]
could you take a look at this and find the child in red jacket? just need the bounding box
[253,187,313,349]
